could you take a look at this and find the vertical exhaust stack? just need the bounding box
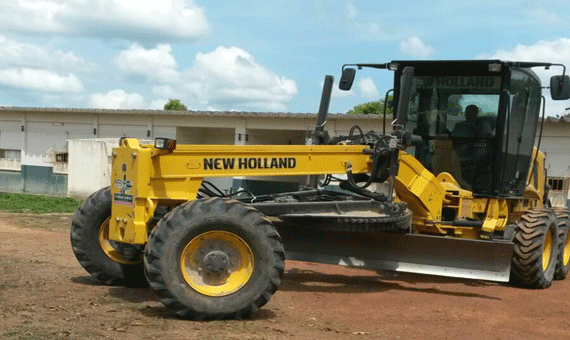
[312,75,334,145]
[306,75,334,188]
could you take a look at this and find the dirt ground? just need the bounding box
[1,213,570,340]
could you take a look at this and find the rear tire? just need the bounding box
[144,198,285,320]
[70,187,146,286]
[511,208,558,289]
[554,209,570,280]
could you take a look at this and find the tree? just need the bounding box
[347,96,393,115]
[164,99,187,110]
[447,95,463,117]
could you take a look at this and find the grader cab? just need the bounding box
[71,60,570,319]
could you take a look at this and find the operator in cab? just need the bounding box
[451,104,492,138]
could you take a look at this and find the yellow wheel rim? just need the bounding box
[563,232,570,267]
[180,231,254,297]
[542,229,553,271]
[98,217,143,265]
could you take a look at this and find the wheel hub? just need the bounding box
[203,251,229,274]
[180,230,254,297]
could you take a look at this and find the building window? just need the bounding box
[548,177,568,192]
[0,149,22,171]
[55,152,68,163]
[44,150,69,174]
[0,149,21,161]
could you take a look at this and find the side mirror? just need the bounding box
[339,68,356,91]
[550,75,570,100]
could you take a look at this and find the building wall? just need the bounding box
[176,127,235,144]
[539,120,570,178]
[538,120,570,207]
[236,128,308,194]
[0,170,23,192]
[21,165,67,195]
[67,139,117,198]
[0,120,23,149]
[3,107,569,202]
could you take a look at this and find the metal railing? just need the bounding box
[0,158,22,171]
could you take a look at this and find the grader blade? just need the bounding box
[276,226,514,282]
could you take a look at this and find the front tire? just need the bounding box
[511,208,558,289]
[144,198,285,320]
[554,209,570,280]
[70,187,145,286]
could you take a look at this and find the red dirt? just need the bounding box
[1,213,570,339]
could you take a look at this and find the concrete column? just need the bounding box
[234,119,247,145]
[93,114,99,138]
[147,116,153,139]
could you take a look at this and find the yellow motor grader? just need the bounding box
[71,60,570,319]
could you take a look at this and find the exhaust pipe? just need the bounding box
[305,75,334,189]
[312,75,334,145]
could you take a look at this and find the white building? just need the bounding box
[1,106,569,207]
[540,117,570,207]
[0,106,387,197]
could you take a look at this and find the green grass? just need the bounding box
[0,192,81,213]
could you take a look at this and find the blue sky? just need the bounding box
[0,0,569,115]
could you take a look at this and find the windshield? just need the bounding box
[404,75,502,193]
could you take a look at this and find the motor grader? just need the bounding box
[71,59,570,319]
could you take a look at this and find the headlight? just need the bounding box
[154,138,176,150]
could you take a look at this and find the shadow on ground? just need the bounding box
[71,275,278,321]
[280,268,502,300]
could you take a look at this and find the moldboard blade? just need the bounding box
[276,225,514,282]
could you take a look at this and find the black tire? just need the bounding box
[511,208,559,289]
[70,187,146,286]
[144,198,285,320]
[554,209,570,280]
[281,208,412,233]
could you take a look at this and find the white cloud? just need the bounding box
[355,23,382,36]
[0,35,91,72]
[149,99,168,110]
[345,2,383,37]
[399,36,434,58]
[477,38,570,116]
[88,89,147,109]
[329,78,379,100]
[0,0,210,42]
[152,85,179,99]
[0,35,89,95]
[113,46,297,111]
[182,46,298,111]
[331,84,355,99]
[0,68,83,92]
[346,2,358,20]
[478,38,570,64]
[357,77,379,99]
[526,8,562,24]
[117,44,180,83]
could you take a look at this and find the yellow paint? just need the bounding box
[394,151,446,221]
[562,235,570,267]
[179,231,254,297]
[98,217,143,265]
[109,139,372,244]
[526,147,546,205]
[481,199,509,236]
[107,138,543,245]
[543,229,553,271]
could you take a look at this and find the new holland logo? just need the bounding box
[203,157,297,170]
